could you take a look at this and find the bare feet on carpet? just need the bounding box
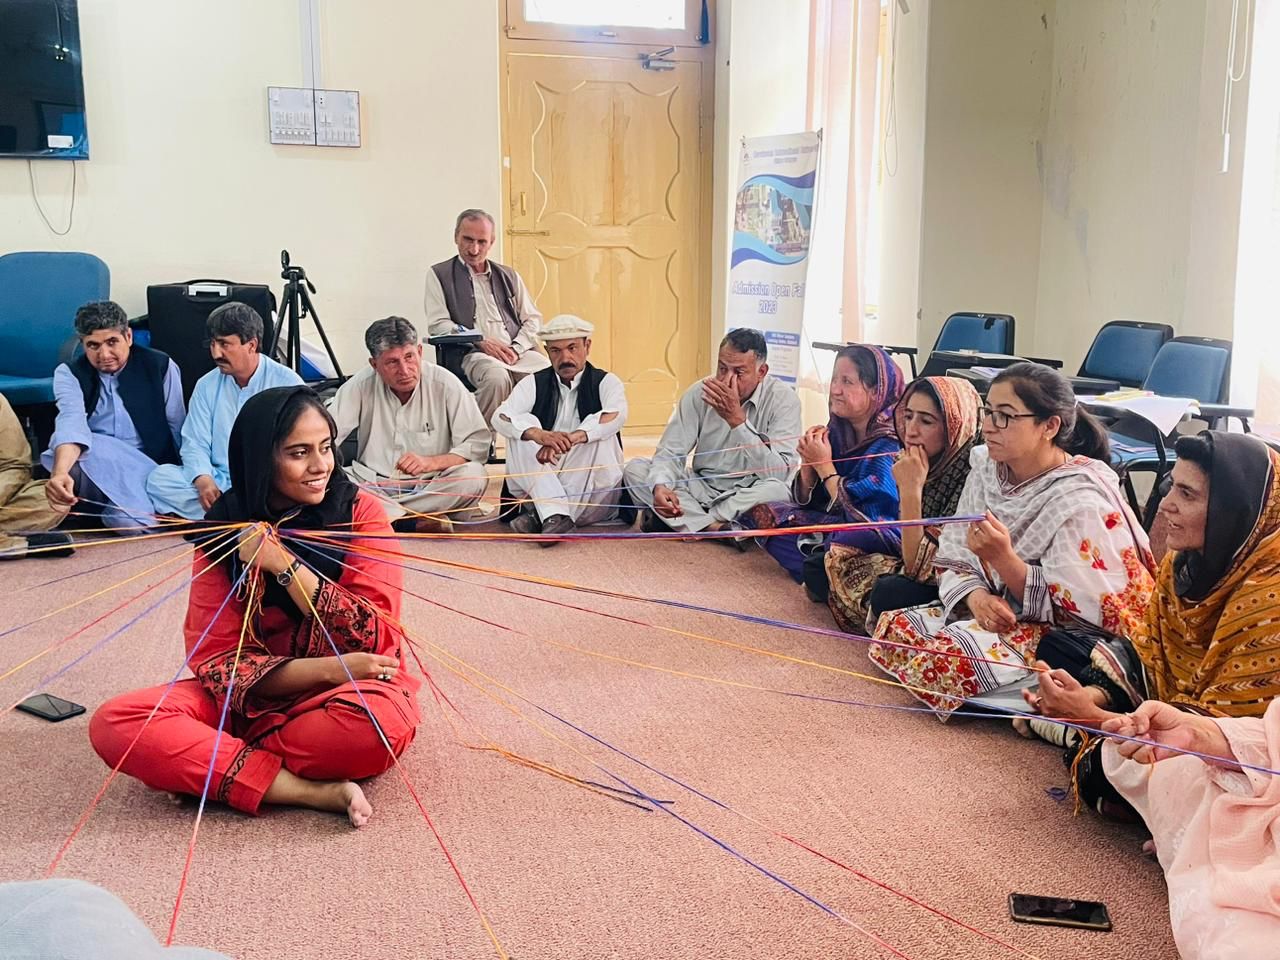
[263,768,373,827]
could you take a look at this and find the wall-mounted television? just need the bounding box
[0,0,90,160]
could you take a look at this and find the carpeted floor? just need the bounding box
[0,530,1177,960]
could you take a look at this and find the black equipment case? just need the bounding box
[146,280,277,401]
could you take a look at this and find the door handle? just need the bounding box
[507,229,550,236]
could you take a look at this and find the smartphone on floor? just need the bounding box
[1008,893,1112,931]
[16,693,86,722]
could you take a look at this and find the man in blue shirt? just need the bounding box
[146,303,302,519]
[43,301,186,530]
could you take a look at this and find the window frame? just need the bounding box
[504,0,709,48]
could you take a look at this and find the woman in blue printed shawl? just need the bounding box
[747,344,904,596]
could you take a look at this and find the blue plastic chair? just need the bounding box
[919,312,1016,377]
[0,252,110,407]
[1077,320,1173,388]
[1092,336,1250,525]
[933,312,1016,354]
[1144,337,1232,404]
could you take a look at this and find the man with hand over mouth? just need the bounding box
[623,327,801,546]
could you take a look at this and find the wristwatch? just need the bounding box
[276,558,302,587]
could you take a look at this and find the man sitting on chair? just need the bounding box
[328,316,490,534]
[493,314,627,546]
[42,301,186,530]
[146,303,302,519]
[424,208,549,436]
[623,328,801,544]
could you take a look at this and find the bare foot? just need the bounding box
[263,768,373,827]
[340,781,372,828]
[306,780,372,828]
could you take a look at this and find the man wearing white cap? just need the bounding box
[492,314,627,545]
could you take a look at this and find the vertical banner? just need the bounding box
[727,131,821,384]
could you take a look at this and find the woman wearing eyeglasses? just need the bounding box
[868,362,1156,720]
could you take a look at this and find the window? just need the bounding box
[524,0,685,30]
[505,0,707,47]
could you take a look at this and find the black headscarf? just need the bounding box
[196,385,358,612]
[1173,430,1274,601]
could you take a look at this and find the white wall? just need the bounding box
[877,0,1256,382]
[917,0,1053,354]
[1181,0,1253,347]
[0,0,503,371]
[876,0,1054,354]
[1231,0,1280,416]
[1033,0,1236,367]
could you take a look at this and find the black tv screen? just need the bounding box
[0,0,89,159]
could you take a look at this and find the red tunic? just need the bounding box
[90,493,421,814]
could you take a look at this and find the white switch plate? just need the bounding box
[315,89,361,148]
[268,86,317,145]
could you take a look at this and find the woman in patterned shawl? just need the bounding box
[747,344,904,596]
[868,363,1156,721]
[1025,432,1280,813]
[90,387,419,827]
[826,376,981,634]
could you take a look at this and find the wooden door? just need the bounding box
[504,51,710,429]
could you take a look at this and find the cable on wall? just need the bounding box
[1220,0,1254,173]
[881,0,901,178]
[27,159,77,236]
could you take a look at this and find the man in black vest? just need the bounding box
[424,208,549,439]
[492,315,628,546]
[43,301,186,530]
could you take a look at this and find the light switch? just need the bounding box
[267,86,317,145]
[314,88,360,147]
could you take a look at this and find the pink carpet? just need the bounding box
[0,531,1177,959]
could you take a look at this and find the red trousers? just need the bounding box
[89,678,418,815]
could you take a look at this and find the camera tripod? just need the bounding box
[269,250,345,384]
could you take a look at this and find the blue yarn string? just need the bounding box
[277,536,906,954]
[15,535,193,595]
[17,530,242,700]
[287,531,1280,780]
[313,513,987,543]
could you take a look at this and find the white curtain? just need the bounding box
[799,0,881,407]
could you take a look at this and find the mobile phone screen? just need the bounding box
[17,694,87,722]
[1009,894,1111,931]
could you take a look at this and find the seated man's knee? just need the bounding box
[622,457,651,485]
[145,465,179,496]
[471,360,510,388]
[464,474,490,502]
[456,460,489,482]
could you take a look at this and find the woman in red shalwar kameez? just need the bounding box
[90,386,420,826]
